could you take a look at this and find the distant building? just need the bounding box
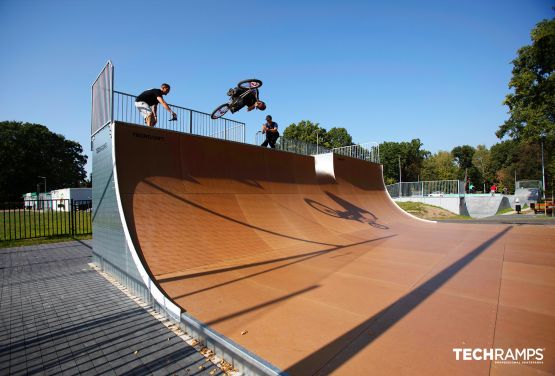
[50,188,92,212]
[22,188,92,211]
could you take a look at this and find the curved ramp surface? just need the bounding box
[111,122,555,375]
[464,195,512,218]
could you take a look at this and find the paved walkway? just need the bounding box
[0,240,221,376]
[441,213,555,225]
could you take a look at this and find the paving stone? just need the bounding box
[1,241,217,376]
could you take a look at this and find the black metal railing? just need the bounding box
[1,200,92,241]
[113,91,245,143]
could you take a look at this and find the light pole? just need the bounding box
[312,128,320,154]
[540,134,546,215]
[399,156,402,197]
[38,176,46,193]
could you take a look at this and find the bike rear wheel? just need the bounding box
[237,79,262,89]
[211,103,230,119]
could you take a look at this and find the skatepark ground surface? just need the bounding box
[107,122,555,375]
[0,240,222,376]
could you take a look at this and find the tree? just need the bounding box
[324,127,353,149]
[497,17,555,141]
[451,145,482,184]
[0,121,88,202]
[283,120,324,144]
[420,151,459,181]
[490,139,546,192]
[282,121,353,149]
[379,139,430,184]
[472,145,494,190]
[451,145,474,171]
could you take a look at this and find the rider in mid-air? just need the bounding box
[227,85,266,113]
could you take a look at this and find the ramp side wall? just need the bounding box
[91,124,153,308]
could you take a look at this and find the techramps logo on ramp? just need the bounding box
[453,348,545,365]
[132,132,165,141]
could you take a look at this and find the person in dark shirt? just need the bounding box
[261,115,279,148]
[228,86,266,114]
[134,83,177,127]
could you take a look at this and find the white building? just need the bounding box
[50,188,92,212]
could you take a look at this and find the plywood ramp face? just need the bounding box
[113,122,555,375]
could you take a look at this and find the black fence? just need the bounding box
[1,200,92,241]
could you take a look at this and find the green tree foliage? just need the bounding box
[490,139,547,192]
[324,127,353,149]
[451,145,482,184]
[283,120,321,143]
[0,121,88,202]
[472,145,494,186]
[379,139,430,184]
[497,17,555,141]
[282,120,353,149]
[420,151,458,181]
[451,145,474,171]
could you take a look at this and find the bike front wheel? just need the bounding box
[237,79,262,89]
[211,104,230,119]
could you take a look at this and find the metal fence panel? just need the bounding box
[113,91,245,143]
[91,61,113,136]
[1,200,92,241]
[332,143,380,163]
[254,133,380,163]
[386,180,463,198]
[516,180,543,189]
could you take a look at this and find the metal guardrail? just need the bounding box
[255,132,379,162]
[113,91,245,143]
[386,180,464,198]
[1,200,92,241]
[93,61,375,162]
[277,137,332,155]
[332,143,379,163]
[255,131,332,155]
[516,180,543,190]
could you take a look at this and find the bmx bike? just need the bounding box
[210,79,263,119]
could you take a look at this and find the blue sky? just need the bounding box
[1,0,553,174]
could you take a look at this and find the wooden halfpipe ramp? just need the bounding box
[92,122,555,375]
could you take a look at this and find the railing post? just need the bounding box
[189,111,193,134]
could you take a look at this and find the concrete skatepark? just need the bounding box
[91,121,555,375]
[395,193,519,219]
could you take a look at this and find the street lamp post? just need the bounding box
[312,128,320,154]
[541,135,547,216]
[399,156,402,197]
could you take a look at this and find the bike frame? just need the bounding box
[231,87,259,105]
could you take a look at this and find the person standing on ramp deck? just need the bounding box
[261,115,279,148]
[135,83,177,127]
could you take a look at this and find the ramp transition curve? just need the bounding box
[101,122,554,375]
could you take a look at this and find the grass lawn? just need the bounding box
[395,201,471,220]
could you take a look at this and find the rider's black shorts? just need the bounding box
[230,91,256,113]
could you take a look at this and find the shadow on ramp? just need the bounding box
[305,191,389,229]
[286,226,512,375]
